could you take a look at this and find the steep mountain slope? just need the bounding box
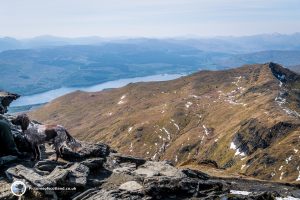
[30,63,300,182]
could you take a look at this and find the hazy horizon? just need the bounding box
[1,0,299,38]
[1,32,300,41]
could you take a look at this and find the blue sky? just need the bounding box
[0,0,299,38]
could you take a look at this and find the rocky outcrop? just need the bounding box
[0,91,19,114]
[233,118,300,155]
[0,115,300,199]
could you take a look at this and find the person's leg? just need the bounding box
[0,120,19,155]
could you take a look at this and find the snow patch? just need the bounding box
[120,95,126,100]
[285,156,293,164]
[118,95,127,105]
[171,119,180,130]
[276,197,300,200]
[275,81,300,118]
[107,112,113,116]
[152,153,157,160]
[173,123,180,130]
[271,172,276,177]
[118,100,125,105]
[200,135,205,144]
[202,125,209,135]
[230,141,246,157]
[230,190,251,195]
[280,172,285,180]
[296,166,300,181]
[230,142,237,150]
[189,94,199,99]
[283,108,300,118]
[162,127,171,140]
[185,101,193,108]
[235,149,246,157]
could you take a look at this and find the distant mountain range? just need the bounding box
[2,33,300,53]
[29,63,300,182]
[0,34,300,96]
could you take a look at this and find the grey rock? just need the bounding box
[133,161,185,178]
[110,153,146,167]
[119,181,143,192]
[65,163,90,187]
[5,163,88,188]
[6,164,55,187]
[144,176,225,199]
[0,156,18,166]
[181,168,210,180]
[81,158,104,170]
[0,91,19,114]
[61,142,110,161]
[72,189,145,200]
[34,160,66,172]
[113,163,137,174]
[72,188,99,200]
[33,168,50,176]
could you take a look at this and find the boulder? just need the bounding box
[109,153,146,167]
[144,176,225,199]
[34,160,66,172]
[0,91,20,114]
[181,168,210,180]
[61,142,110,161]
[133,161,185,178]
[65,163,89,187]
[81,158,105,170]
[5,163,89,188]
[112,163,137,174]
[119,181,143,192]
[6,164,56,187]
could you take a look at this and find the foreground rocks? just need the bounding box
[1,149,300,199]
[0,114,300,199]
[0,91,19,114]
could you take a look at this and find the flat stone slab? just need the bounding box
[119,181,143,192]
[133,161,185,178]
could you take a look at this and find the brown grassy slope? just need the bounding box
[30,63,300,182]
